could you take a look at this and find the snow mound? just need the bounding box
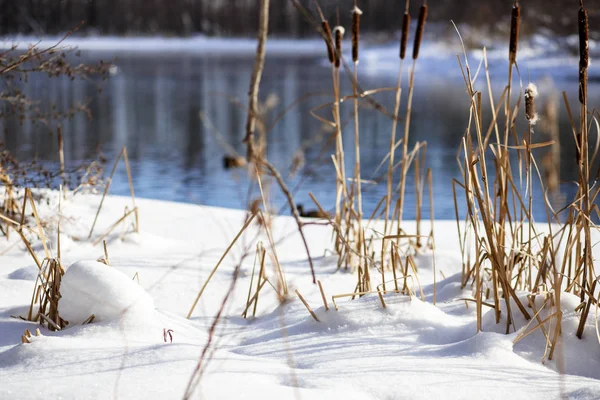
[59,260,155,326]
[8,265,39,280]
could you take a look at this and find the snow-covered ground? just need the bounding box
[1,191,600,399]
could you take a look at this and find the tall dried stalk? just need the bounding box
[351,1,365,285]
[58,125,66,193]
[397,3,427,233]
[384,0,410,237]
[575,0,594,339]
[243,0,269,162]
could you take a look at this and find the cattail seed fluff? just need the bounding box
[509,3,520,64]
[352,6,362,63]
[525,83,539,125]
[412,5,427,60]
[400,12,410,60]
[322,21,335,65]
[334,26,345,68]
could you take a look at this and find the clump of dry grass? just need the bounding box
[291,0,436,309]
[451,1,600,362]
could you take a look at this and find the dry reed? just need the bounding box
[296,289,320,322]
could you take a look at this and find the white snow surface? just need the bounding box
[59,260,155,325]
[2,33,597,83]
[0,35,327,56]
[0,190,599,399]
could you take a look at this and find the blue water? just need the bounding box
[1,48,596,221]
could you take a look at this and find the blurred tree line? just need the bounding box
[0,0,596,38]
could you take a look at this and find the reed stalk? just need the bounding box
[384,0,410,238]
[397,3,427,234]
[576,0,593,339]
[351,1,365,284]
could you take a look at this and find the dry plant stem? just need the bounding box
[255,169,288,295]
[397,59,417,232]
[576,1,593,339]
[308,192,370,270]
[332,62,347,245]
[241,279,268,317]
[318,8,346,249]
[92,207,137,246]
[25,189,50,260]
[353,60,364,280]
[186,212,257,319]
[39,312,61,331]
[333,288,394,310]
[296,289,320,322]
[241,0,314,283]
[526,121,533,291]
[351,3,363,276]
[260,158,316,283]
[103,240,110,265]
[57,186,62,265]
[183,263,243,399]
[243,277,271,318]
[457,48,531,329]
[385,62,404,237]
[427,169,437,304]
[253,247,267,317]
[58,125,66,193]
[17,229,42,270]
[243,247,260,318]
[318,280,329,311]
[123,148,138,233]
[88,147,124,239]
[243,0,269,162]
[497,3,519,274]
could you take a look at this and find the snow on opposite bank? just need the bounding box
[0,35,327,56]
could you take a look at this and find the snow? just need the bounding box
[0,190,600,399]
[0,35,327,56]
[2,33,597,84]
[359,32,599,82]
[59,260,155,325]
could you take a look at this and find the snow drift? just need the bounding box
[59,260,155,326]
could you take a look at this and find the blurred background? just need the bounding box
[0,0,597,40]
[0,1,598,220]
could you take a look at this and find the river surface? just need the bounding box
[1,46,598,221]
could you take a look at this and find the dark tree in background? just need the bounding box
[0,0,596,39]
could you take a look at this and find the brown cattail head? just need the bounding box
[58,125,63,150]
[334,26,345,68]
[509,3,521,64]
[352,6,362,63]
[579,5,589,69]
[412,5,428,60]
[400,12,411,60]
[578,4,589,104]
[525,83,539,125]
[322,21,335,64]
